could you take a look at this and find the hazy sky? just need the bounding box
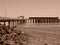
[0,0,60,18]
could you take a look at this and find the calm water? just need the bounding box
[17,23,60,34]
[18,23,60,28]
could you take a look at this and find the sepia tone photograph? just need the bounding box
[0,0,60,45]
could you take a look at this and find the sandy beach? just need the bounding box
[16,23,60,45]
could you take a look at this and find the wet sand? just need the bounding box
[16,23,60,45]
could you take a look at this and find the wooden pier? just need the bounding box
[0,17,26,28]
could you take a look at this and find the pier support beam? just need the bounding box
[4,21,6,26]
[8,21,10,28]
[12,21,14,28]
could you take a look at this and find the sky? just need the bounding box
[0,0,60,19]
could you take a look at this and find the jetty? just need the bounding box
[0,17,26,28]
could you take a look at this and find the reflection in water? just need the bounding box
[19,23,60,28]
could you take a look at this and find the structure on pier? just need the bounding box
[28,17,59,23]
[17,16,24,19]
